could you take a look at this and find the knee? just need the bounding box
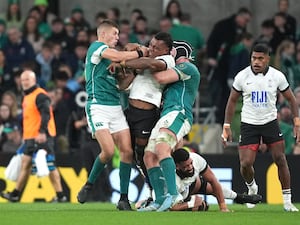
[239,159,253,169]
[273,153,287,167]
[143,152,158,168]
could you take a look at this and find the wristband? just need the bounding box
[187,195,196,208]
[136,49,143,57]
[223,123,230,128]
[294,117,300,126]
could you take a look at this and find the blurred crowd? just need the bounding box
[1,0,300,155]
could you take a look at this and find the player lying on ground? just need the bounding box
[136,148,262,211]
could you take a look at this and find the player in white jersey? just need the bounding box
[116,32,174,199]
[222,43,299,212]
[136,148,262,211]
[76,19,148,211]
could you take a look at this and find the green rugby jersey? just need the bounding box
[85,41,120,105]
[161,62,200,124]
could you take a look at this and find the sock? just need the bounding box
[119,161,132,195]
[120,193,128,201]
[222,186,237,199]
[159,157,178,196]
[87,156,106,184]
[147,167,166,204]
[282,189,291,204]
[246,179,257,189]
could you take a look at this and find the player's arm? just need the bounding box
[152,67,179,84]
[36,93,51,134]
[222,88,241,144]
[170,195,204,211]
[101,46,148,62]
[121,57,167,72]
[201,166,230,212]
[35,93,51,143]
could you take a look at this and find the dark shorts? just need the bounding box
[188,175,207,198]
[125,104,160,139]
[240,119,283,150]
[24,137,56,156]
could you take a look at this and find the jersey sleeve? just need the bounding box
[91,43,108,64]
[191,153,207,173]
[232,71,243,92]
[155,55,175,69]
[277,71,290,92]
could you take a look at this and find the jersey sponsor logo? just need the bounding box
[251,91,267,103]
[246,82,252,85]
[142,130,150,134]
[279,133,283,137]
[95,122,103,127]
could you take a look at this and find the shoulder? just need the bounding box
[155,55,175,68]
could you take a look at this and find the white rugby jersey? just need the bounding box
[233,66,289,125]
[129,55,175,107]
[176,152,207,199]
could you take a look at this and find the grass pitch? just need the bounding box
[0,203,299,225]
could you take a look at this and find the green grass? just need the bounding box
[0,203,299,225]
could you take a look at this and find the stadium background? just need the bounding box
[1,0,300,39]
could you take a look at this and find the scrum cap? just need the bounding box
[173,40,193,61]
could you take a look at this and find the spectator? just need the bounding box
[273,39,297,89]
[3,0,23,30]
[277,104,294,154]
[1,90,20,119]
[22,16,45,54]
[165,0,183,25]
[53,70,76,112]
[255,19,276,56]
[75,29,89,43]
[0,103,20,151]
[130,8,143,29]
[94,11,107,29]
[35,41,54,88]
[292,40,300,87]
[1,121,22,153]
[70,5,90,33]
[159,16,172,33]
[130,15,151,45]
[68,41,88,88]
[0,19,8,49]
[0,49,12,94]
[206,7,251,124]
[272,12,292,52]
[28,6,51,39]
[106,7,120,25]
[64,17,75,38]
[50,42,68,76]
[48,87,70,153]
[3,27,35,74]
[34,0,57,25]
[47,17,75,53]
[169,13,205,64]
[276,0,297,41]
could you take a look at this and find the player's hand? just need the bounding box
[293,117,300,143]
[222,123,232,147]
[107,62,122,71]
